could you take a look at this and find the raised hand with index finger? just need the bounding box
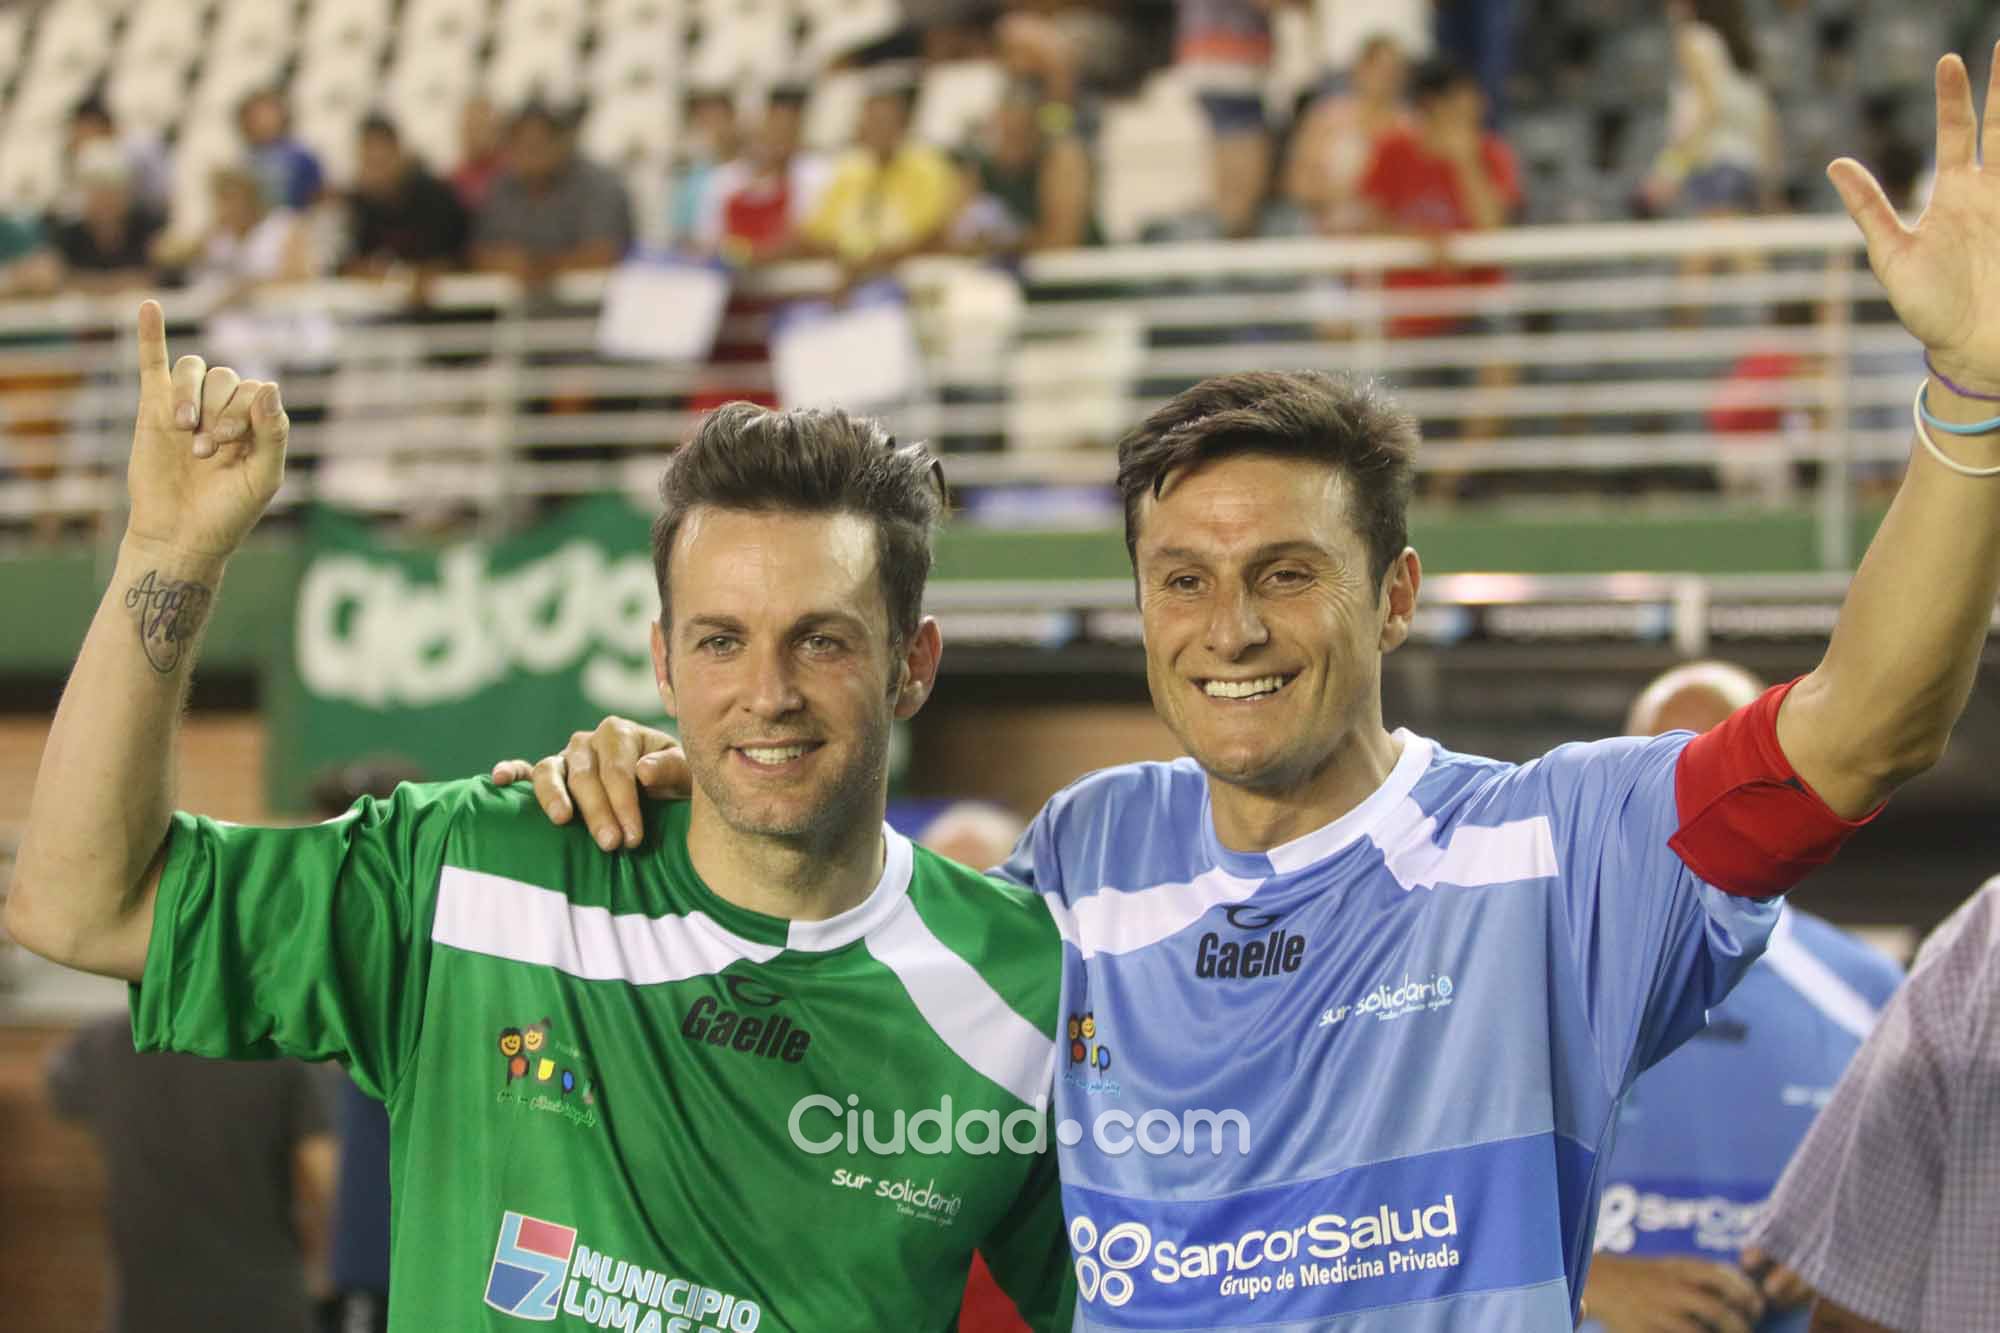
[125,299,290,561]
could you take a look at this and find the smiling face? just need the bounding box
[1135,453,1416,797]
[655,507,938,848]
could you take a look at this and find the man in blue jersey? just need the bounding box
[1581,663,1903,1333]
[508,48,2000,1330]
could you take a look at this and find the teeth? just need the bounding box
[742,745,808,764]
[1203,676,1288,700]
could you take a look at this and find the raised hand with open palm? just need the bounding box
[1829,46,2000,396]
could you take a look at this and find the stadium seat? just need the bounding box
[0,11,24,85]
[401,0,490,51]
[1093,72,1212,243]
[589,20,678,95]
[800,0,900,72]
[802,68,867,153]
[25,0,114,81]
[210,0,297,70]
[498,0,587,48]
[387,50,481,170]
[163,112,242,238]
[0,116,67,212]
[600,0,682,28]
[107,61,187,140]
[486,36,585,110]
[581,88,676,175]
[116,2,205,81]
[302,0,393,66]
[688,0,795,89]
[913,60,1005,152]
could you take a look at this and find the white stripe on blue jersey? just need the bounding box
[999,728,1779,1332]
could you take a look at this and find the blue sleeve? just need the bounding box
[993,797,1060,900]
[1526,734,1780,1097]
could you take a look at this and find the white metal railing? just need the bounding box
[0,215,1911,562]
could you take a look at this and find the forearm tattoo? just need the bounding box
[124,569,213,674]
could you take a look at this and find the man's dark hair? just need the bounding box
[1410,56,1474,105]
[767,85,810,112]
[358,113,400,145]
[71,90,114,129]
[1115,371,1419,592]
[651,403,945,650]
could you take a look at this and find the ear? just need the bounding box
[892,617,943,721]
[1377,548,1422,654]
[651,620,677,717]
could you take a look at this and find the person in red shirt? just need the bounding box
[1359,56,1523,488]
[1359,55,1522,337]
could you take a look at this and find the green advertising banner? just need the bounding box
[278,494,668,811]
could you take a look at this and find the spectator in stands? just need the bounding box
[0,212,58,296]
[953,80,1097,253]
[1642,0,1780,217]
[1707,299,1822,503]
[996,0,1172,106]
[472,103,634,289]
[449,94,506,211]
[47,140,164,293]
[46,1014,339,1333]
[1360,56,1520,489]
[1284,32,1412,234]
[1359,55,1521,331]
[1580,661,1903,1333]
[159,163,318,297]
[66,92,173,217]
[1434,0,1519,128]
[801,77,964,277]
[238,88,327,212]
[668,88,741,249]
[1177,0,1302,238]
[344,115,471,282]
[691,89,828,265]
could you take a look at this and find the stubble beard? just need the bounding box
[689,719,892,849]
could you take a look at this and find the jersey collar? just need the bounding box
[1198,728,1435,878]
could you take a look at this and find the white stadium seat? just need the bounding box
[582,88,675,175]
[487,35,585,110]
[0,11,25,84]
[914,60,1005,152]
[210,0,297,69]
[107,61,189,140]
[0,116,67,212]
[402,0,489,50]
[27,0,114,77]
[303,0,393,53]
[1094,71,1213,243]
[120,0,207,63]
[802,67,867,153]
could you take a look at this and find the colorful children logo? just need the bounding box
[497,1018,592,1106]
[1067,1012,1111,1072]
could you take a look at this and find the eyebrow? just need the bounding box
[1145,540,1332,566]
[681,611,874,637]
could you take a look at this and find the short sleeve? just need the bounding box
[130,780,473,1104]
[1523,735,1779,1096]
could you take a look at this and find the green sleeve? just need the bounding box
[976,1118,1077,1333]
[129,779,475,1103]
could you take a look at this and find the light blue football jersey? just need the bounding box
[1587,906,1901,1333]
[999,729,1781,1332]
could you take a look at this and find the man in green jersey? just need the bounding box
[4,303,1074,1333]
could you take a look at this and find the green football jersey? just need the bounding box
[131,781,1074,1332]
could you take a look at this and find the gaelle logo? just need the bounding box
[1196,905,1308,979]
[682,974,812,1063]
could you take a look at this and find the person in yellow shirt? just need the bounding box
[802,78,964,277]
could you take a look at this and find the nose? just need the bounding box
[1205,582,1269,660]
[744,641,806,720]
